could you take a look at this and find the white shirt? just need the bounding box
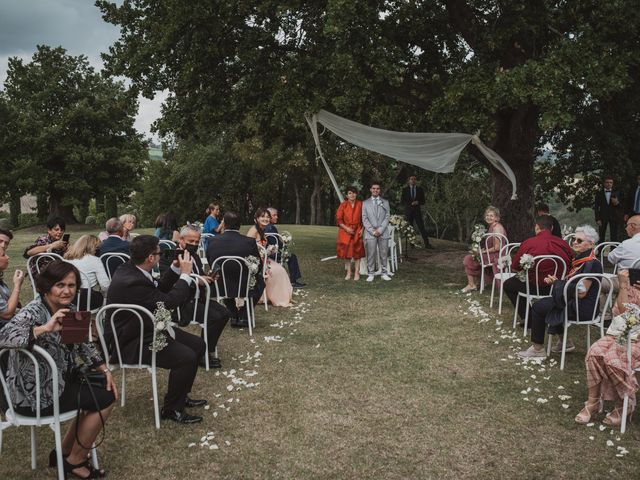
[604,189,612,204]
[68,255,110,291]
[608,232,640,269]
[136,264,192,286]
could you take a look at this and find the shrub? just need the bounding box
[95,213,107,228]
[17,213,39,228]
[0,218,11,230]
[85,215,96,225]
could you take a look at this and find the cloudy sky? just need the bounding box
[0,0,165,141]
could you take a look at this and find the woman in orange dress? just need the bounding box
[336,186,365,281]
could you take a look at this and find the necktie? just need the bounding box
[411,186,415,199]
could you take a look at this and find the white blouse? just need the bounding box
[68,255,110,292]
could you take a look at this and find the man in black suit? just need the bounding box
[105,235,207,424]
[265,207,305,288]
[206,211,262,328]
[594,176,623,242]
[535,203,562,238]
[161,224,231,368]
[100,218,131,255]
[400,175,432,248]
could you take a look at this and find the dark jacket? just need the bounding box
[594,189,623,222]
[400,185,426,213]
[206,231,260,296]
[104,261,191,363]
[100,236,131,256]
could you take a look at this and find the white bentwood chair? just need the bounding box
[27,253,64,299]
[94,304,161,429]
[100,252,130,281]
[490,242,520,314]
[513,255,568,334]
[211,256,256,336]
[478,232,508,293]
[0,346,100,480]
[548,274,614,370]
[595,242,621,274]
[621,325,640,434]
[265,233,285,266]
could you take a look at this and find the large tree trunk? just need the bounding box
[36,193,48,221]
[293,181,301,225]
[105,194,118,219]
[309,175,322,225]
[9,192,21,228]
[490,106,540,242]
[48,192,77,224]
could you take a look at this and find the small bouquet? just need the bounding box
[245,255,261,288]
[469,224,487,262]
[389,214,420,247]
[279,230,294,262]
[497,255,512,271]
[516,253,535,281]
[150,302,177,352]
[612,303,640,346]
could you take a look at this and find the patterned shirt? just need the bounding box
[23,234,65,278]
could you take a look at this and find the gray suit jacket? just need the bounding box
[362,196,391,240]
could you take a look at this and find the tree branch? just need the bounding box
[443,0,480,52]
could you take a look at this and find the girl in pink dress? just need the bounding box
[461,206,507,293]
[246,209,293,307]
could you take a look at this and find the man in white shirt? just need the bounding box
[608,215,640,269]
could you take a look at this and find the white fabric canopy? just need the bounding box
[305,109,517,202]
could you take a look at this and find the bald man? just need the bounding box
[608,214,640,269]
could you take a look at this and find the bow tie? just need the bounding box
[605,190,611,193]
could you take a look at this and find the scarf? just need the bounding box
[566,249,596,278]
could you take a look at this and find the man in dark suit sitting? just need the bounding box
[206,211,262,328]
[400,175,432,248]
[105,235,207,424]
[159,224,231,368]
[594,176,623,242]
[100,217,131,255]
[265,207,305,288]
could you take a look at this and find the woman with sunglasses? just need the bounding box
[518,225,603,358]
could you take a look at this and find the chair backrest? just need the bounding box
[198,233,215,259]
[95,304,157,369]
[497,242,521,273]
[526,254,568,295]
[159,240,176,250]
[595,242,621,274]
[74,270,95,312]
[27,253,64,299]
[100,252,130,280]
[563,273,613,324]
[265,233,285,264]
[211,256,252,300]
[563,233,575,244]
[0,345,62,425]
[479,233,509,267]
[188,274,211,325]
[631,258,640,269]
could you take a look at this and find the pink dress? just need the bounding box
[585,288,640,410]
[463,223,507,278]
[257,239,292,307]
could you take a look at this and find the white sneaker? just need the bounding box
[517,345,547,359]
[381,274,392,281]
[366,275,375,282]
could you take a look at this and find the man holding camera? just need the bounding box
[105,235,207,424]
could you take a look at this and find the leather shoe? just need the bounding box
[160,409,203,424]
[185,397,208,408]
[291,281,306,288]
[199,355,222,369]
[232,318,249,328]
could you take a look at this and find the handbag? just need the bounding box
[70,366,107,449]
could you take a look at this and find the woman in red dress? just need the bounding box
[336,186,366,281]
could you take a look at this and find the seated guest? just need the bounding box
[608,214,640,269]
[504,215,573,323]
[575,268,640,427]
[0,230,24,328]
[518,225,602,358]
[0,261,116,479]
[206,211,263,327]
[266,207,305,288]
[247,208,293,307]
[105,235,206,424]
[157,211,180,242]
[119,213,136,241]
[23,216,69,278]
[160,225,231,368]
[153,212,166,237]
[536,203,562,238]
[64,234,110,310]
[99,218,130,256]
[202,203,224,252]
[462,206,507,293]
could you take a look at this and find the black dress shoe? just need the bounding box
[185,397,208,408]
[232,318,249,328]
[291,282,306,288]
[160,409,203,424]
[199,355,222,369]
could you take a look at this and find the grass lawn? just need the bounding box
[0,224,638,479]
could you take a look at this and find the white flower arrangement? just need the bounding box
[150,302,177,352]
[245,255,261,288]
[468,223,487,262]
[498,255,512,270]
[612,303,640,346]
[516,253,535,281]
[279,231,294,261]
[389,214,420,247]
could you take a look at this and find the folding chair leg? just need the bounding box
[522,300,531,337]
[479,270,485,294]
[560,324,569,371]
[621,395,630,434]
[53,424,65,480]
[490,278,496,308]
[30,426,37,470]
[513,295,520,329]
[247,299,253,337]
[90,444,99,470]
[498,284,505,315]
[151,369,160,430]
[120,369,126,407]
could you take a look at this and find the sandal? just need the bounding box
[575,398,603,424]
[461,285,478,293]
[603,406,632,427]
[63,457,104,479]
[50,450,106,477]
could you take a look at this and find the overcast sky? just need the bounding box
[0,0,164,141]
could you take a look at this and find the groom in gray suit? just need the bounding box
[362,182,392,282]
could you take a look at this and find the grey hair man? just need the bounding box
[361,182,392,282]
[100,218,130,255]
[608,214,640,269]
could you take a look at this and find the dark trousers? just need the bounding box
[503,276,551,321]
[529,297,563,344]
[287,254,302,283]
[149,328,205,412]
[223,277,265,320]
[598,218,620,242]
[180,299,230,351]
[14,379,116,416]
[405,207,430,245]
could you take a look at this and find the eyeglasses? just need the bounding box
[150,250,161,257]
[572,238,586,244]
